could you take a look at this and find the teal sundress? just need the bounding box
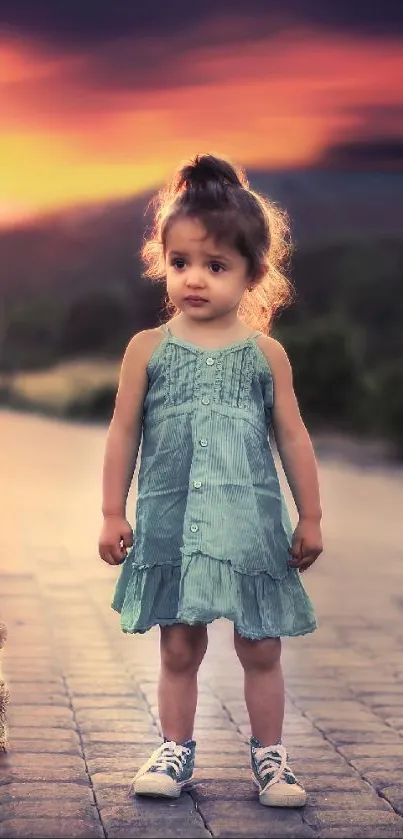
[112,325,317,639]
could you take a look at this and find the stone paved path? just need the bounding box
[1,410,403,838]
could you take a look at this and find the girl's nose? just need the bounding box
[185,271,205,288]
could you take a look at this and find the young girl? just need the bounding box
[98,153,323,808]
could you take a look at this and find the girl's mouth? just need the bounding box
[184,296,208,306]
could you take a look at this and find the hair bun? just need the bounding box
[177,154,246,195]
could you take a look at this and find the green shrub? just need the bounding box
[0,302,62,371]
[66,384,117,422]
[6,360,119,422]
[370,361,403,457]
[59,291,132,358]
[275,318,366,430]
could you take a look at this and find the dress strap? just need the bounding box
[160,323,261,341]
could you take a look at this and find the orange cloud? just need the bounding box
[1,27,403,223]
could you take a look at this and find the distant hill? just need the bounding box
[0,170,402,301]
[248,170,403,244]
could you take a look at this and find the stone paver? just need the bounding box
[1,409,403,838]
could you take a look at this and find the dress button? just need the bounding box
[201,396,210,405]
[199,439,208,447]
[190,524,199,533]
[206,357,215,366]
[193,480,202,488]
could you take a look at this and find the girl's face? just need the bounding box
[165,217,251,322]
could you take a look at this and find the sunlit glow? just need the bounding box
[1,27,403,225]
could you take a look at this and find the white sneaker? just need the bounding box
[250,738,307,807]
[131,740,195,798]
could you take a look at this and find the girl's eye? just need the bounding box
[171,258,186,270]
[210,262,225,274]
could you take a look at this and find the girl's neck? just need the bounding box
[170,314,254,348]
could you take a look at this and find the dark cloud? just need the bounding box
[67,18,271,95]
[1,19,266,118]
[319,138,403,170]
[77,36,207,94]
[1,0,403,46]
[319,102,403,170]
[349,105,403,135]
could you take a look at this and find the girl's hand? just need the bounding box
[288,518,323,573]
[99,515,133,566]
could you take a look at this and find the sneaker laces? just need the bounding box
[152,741,191,774]
[254,743,297,788]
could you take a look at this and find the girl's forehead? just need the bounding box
[166,217,236,257]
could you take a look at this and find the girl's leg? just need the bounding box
[158,624,208,743]
[234,630,284,745]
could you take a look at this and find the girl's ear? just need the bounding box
[247,263,266,290]
[247,275,263,291]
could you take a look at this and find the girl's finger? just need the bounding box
[100,543,125,564]
[99,547,116,565]
[111,543,126,563]
[290,538,302,559]
[288,549,301,566]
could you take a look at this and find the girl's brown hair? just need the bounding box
[141,153,293,332]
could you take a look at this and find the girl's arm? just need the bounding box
[259,336,323,570]
[99,329,160,565]
[102,333,149,517]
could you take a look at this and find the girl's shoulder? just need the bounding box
[255,335,292,380]
[122,327,166,371]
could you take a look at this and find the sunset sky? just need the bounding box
[1,0,403,224]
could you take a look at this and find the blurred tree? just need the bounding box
[370,361,403,457]
[59,291,133,358]
[336,240,403,363]
[1,301,61,371]
[66,384,117,423]
[275,317,366,430]
[290,239,403,364]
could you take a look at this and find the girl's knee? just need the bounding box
[234,631,281,671]
[160,624,208,673]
